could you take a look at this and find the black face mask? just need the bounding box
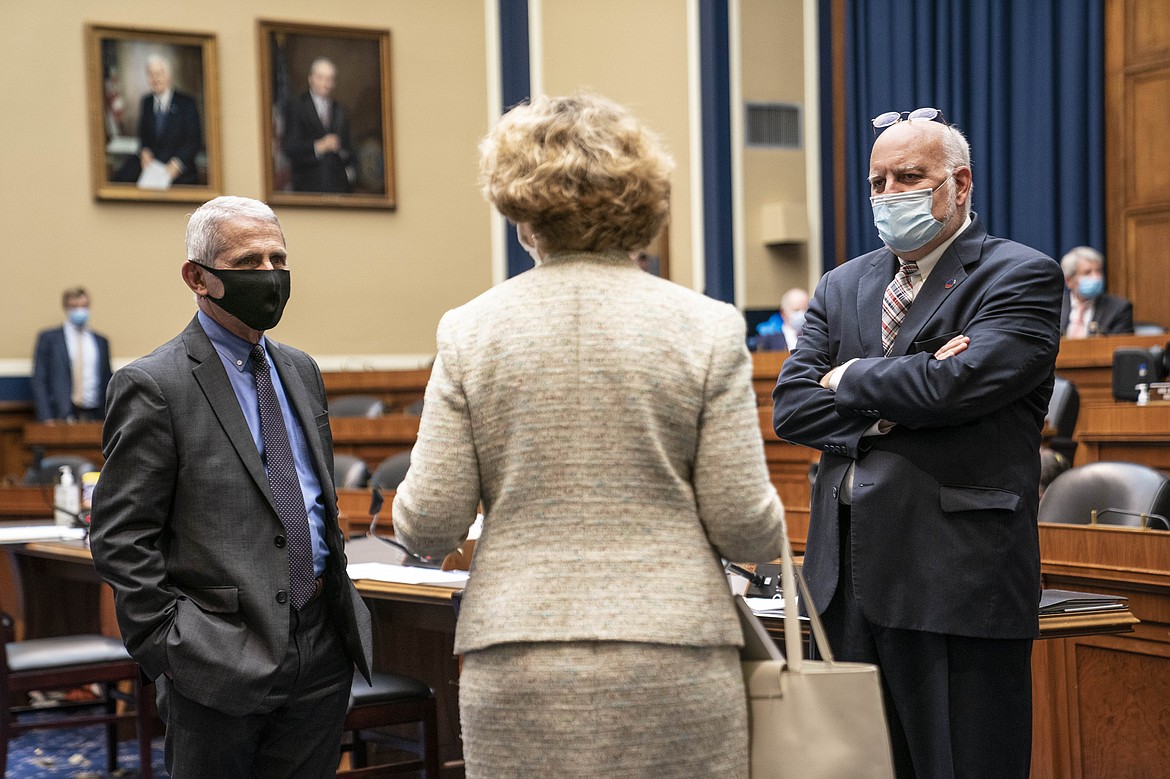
[195,263,291,331]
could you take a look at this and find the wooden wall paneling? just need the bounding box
[1108,0,1170,330]
[1126,210,1170,326]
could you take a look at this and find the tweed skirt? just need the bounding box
[458,641,748,778]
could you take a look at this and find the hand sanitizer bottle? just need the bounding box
[54,465,80,527]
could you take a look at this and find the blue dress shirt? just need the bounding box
[197,311,329,576]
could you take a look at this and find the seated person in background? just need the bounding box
[755,287,809,352]
[31,287,113,422]
[1060,246,1134,338]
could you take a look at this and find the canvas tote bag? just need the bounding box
[738,537,895,779]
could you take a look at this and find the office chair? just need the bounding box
[338,671,440,777]
[334,453,372,490]
[1,612,154,778]
[1037,461,1170,530]
[1044,376,1080,461]
[370,451,412,493]
[23,455,97,486]
[329,395,386,419]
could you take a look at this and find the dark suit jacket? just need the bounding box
[773,216,1064,640]
[90,316,372,716]
[31,326,112,421]
[1059,290,1134,336]
[114,91,203,186]
[282,92,354,193]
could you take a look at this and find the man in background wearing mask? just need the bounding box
[756,287,810,352]
[90,196,372,778]
[1060,245,1134,337]
[31,287,113,422]
[773,114,1063,778]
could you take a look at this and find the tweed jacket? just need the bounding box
[393,250,786,654]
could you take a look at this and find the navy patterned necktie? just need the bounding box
[250,344,315,610]
[881,260,919,356]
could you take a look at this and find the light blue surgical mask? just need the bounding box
[785,309,807,333]
[1077,276,1104,300]
[870,178,950,253]
[66,307,89,328]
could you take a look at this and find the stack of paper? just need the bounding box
[0,526,87,544]
[347,562,469,588]
[1039,589,1127,614]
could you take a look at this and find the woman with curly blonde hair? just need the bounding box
[393,93,785,777]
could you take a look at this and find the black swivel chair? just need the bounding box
[23,455,97,486]
[334,454,372,490]
[1037,461,1170,530]
[329,395,386,419]
[1044,376,1080,462]
[338,671,440,777]
[370,451,412,493]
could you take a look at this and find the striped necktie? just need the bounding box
[881,260,919,356]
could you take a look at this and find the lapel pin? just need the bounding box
[944,278,957,289]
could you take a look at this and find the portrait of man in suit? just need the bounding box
[90,196,372,778]
[30,287,113,422]
[774,114,1063,778]
[282,57,355,194]
[113,53,204,187]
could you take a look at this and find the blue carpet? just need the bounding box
[5,714,167,779]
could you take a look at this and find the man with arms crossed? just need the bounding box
[91,195,372,778]
[773,113,1063,778]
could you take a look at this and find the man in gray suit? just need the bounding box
[91,195,372,778]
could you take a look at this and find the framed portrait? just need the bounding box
[258,21,395,209]
[85,24,221,203]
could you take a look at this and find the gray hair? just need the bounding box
[309,57,336,76]
[186,196,282,265]
[1060,245,1103,279]
[939,124,973,217]
[145,54,173,77]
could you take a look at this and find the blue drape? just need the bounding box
[500,0,533,278]
[822,0,1104,271]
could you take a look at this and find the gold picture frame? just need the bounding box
[258,20,396,209]
[85,24,222,203]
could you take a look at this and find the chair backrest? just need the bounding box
[334,454,371,490]
[1045,376,1080,440]
[370,451,412,492]
[1037,461,1170,530]
[23,455,98,486]
[329,395,385,419]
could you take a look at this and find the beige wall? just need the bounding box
[0,0,495,370]
[739,0,810,311]
[0,0,813,374]
[539,0,695,290]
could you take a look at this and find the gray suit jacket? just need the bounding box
[91,316,372,716]
[393,250,786,655]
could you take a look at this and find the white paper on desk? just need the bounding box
[137,159,172,190]
[745,596,787,617]
[0,525,87,543]
[347,562,469,588]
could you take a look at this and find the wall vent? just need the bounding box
[745,102,801,149]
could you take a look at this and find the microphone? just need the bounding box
[366,487,441,567]
[1092,507,1170,531]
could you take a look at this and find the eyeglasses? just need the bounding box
[871,107,947,135]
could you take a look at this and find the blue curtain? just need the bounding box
[823,0,1104,270]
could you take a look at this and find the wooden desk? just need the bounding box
[330,415,420,473]
[1055,334,1164,404]
[22,421,104,469]
[1031,522,1170,778]
[1077,401,1170,471]
[323,368,431,414]
[751,350,785,408]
